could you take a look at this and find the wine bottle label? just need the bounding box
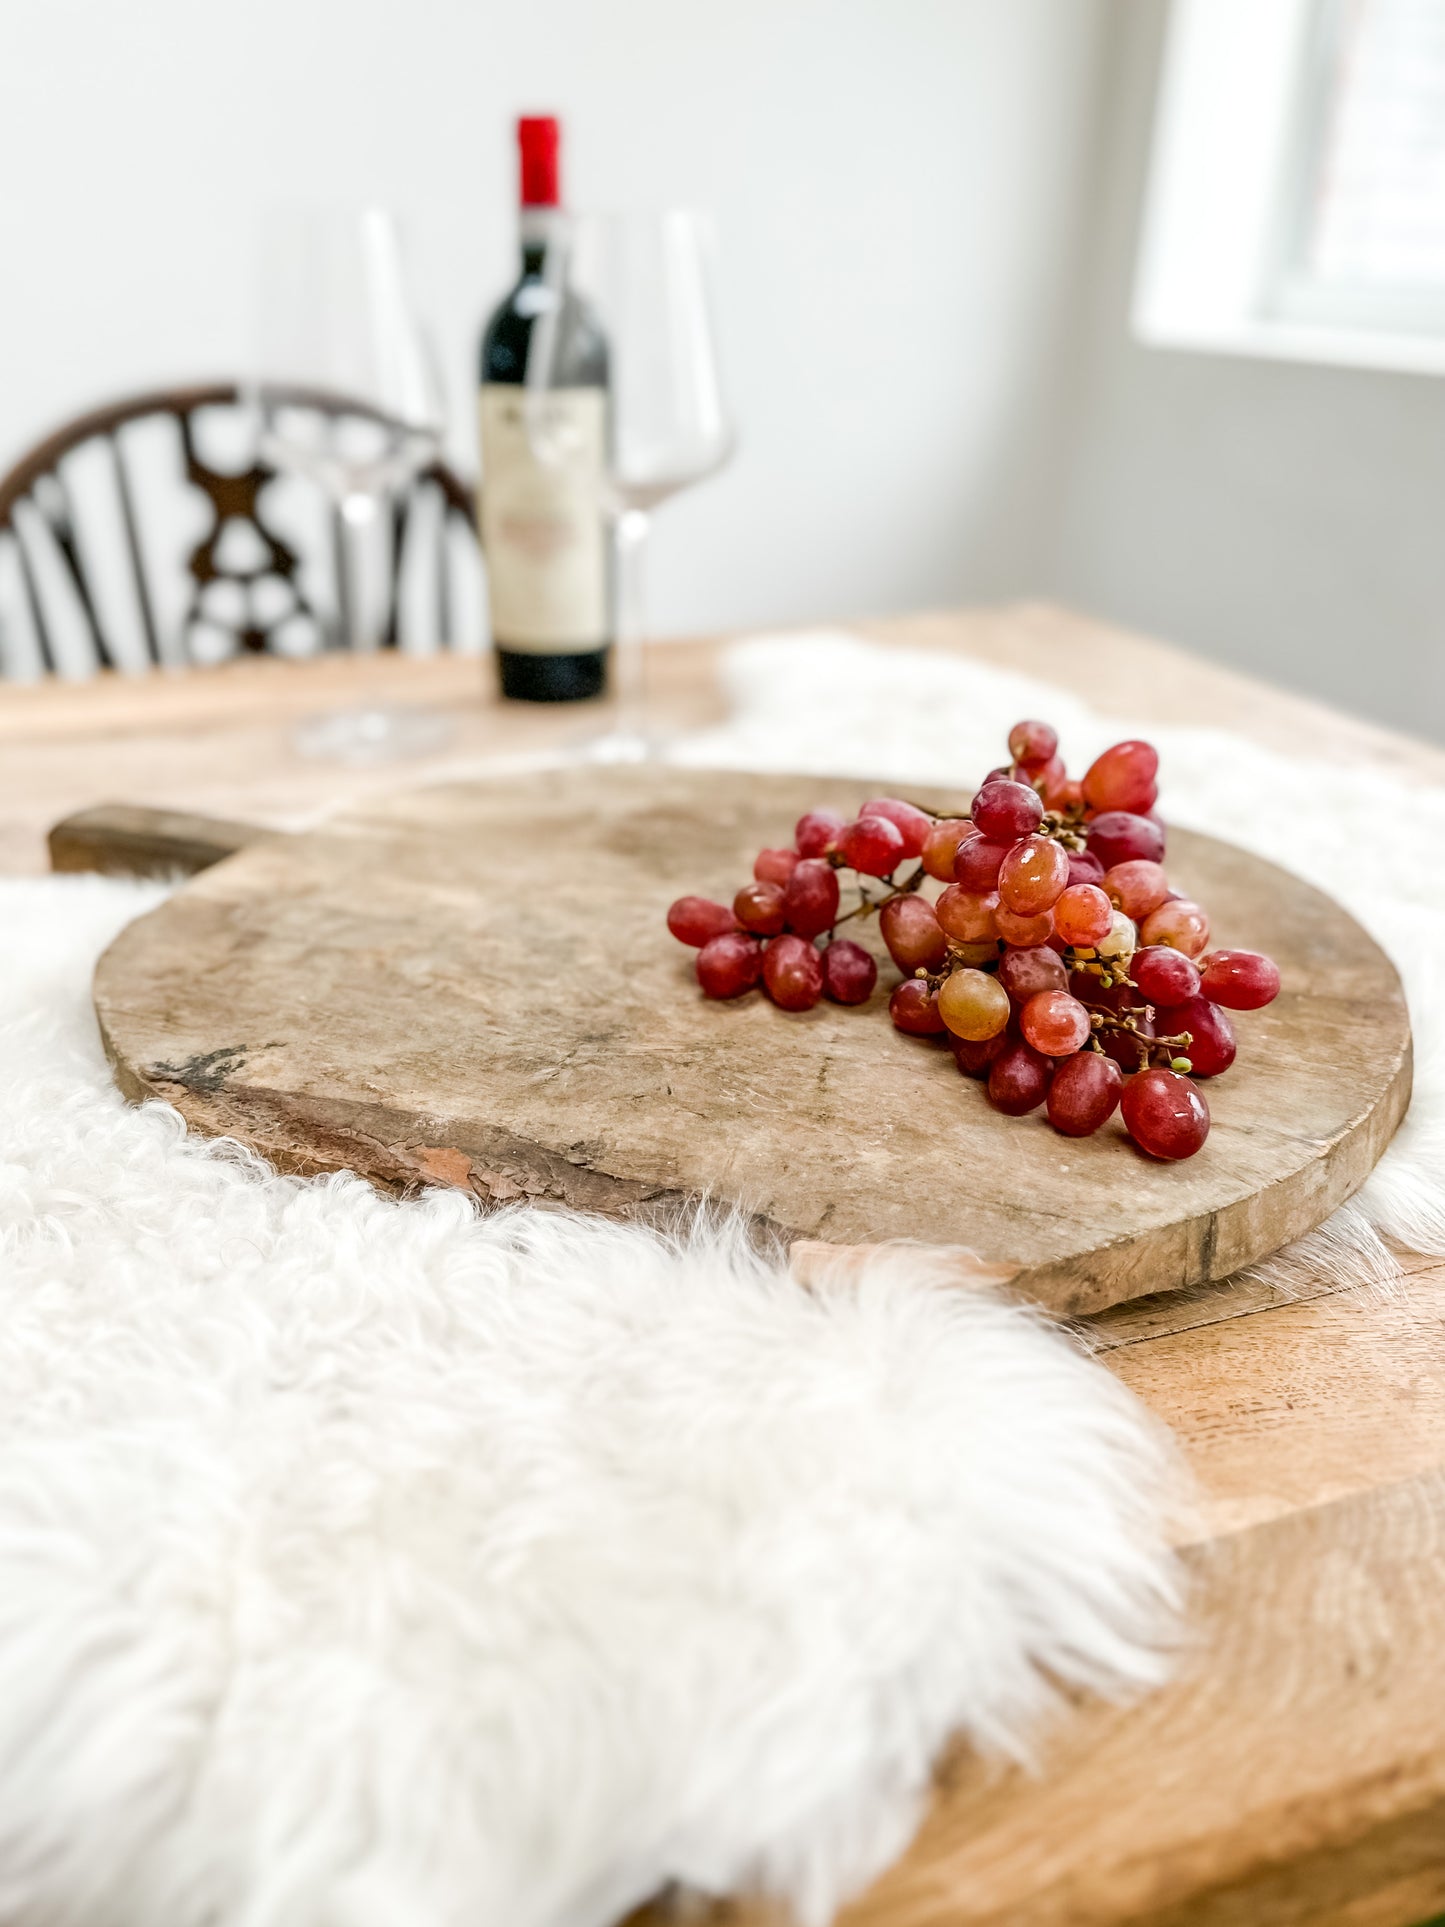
[478,384,608,652]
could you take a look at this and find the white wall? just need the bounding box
[0,0,1108,641]
[1043,2,1445,742]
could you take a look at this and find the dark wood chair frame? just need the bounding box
[0,383,478,674]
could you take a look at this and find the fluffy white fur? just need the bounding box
[0,875,1180,1927]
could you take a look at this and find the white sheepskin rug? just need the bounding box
[0,874,1179,1927]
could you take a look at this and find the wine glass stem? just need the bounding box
[339,490,380,652]
[612,507,649,738]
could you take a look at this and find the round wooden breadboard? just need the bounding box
[93,766,1411,1316]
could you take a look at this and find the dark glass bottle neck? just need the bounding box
[519,206,555,278]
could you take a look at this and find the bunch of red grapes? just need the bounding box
[666,722,1281,1160]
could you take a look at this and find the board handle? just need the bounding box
[48,804,268,879]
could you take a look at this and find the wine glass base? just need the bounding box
[572,726,665,766]
[293,705,455,765]
[551,714,676,765]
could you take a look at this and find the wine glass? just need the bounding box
[525,209,735,761]
[249,206,454,762]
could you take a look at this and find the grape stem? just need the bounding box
[827,862,926,936]
[1039,808,1087,852]
[901,789,1088,849]
[1085,1005,1194,1073]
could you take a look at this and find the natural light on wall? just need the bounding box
[1135,0,1445,374]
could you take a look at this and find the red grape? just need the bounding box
[1098,910,1139,964]
[951,1030,1011,1079]
[1085,811,1164,871]
[879,894,948,971]
[1121,1068,1210,1160]
[938,967,1011,1041]
[696,931,763,999]
[922,818,974,881]
[784,859,840,940]
[795,808,845,859]
[1169,994,1236,1077]
[1008,719,1059,769]
[1053,883,1113,947]
[995,903,1055,946]
[820,939,877,1006]
[987,1040,1052,1115]
[1047,1051,1123,1136]
[734,880,787,936]
[1036,756,1071,809]
[998,944,1068,1003]
[972,779,1044,842]
[1020,989,1091,1056]
[861,797,932,859]
[889,978,945,1035]
[1066,849,1106,887]
[997,835,1069,916]
[1131,946,1199,1008]
[754,848,800,887]
[763,934,824,1011]
[954,836,1012,892]
[837,814,906,877]
[1139,898,1210,958]
[935,885,1000,944]
[1103,859,1170,921]
[1200,950,1281,1011]
[1082,740,1159,814]
[667,896,738,947]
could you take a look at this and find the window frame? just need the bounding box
[1134,0,1445,376]
[1266,0,1445,337]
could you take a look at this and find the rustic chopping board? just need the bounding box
[91,766,1411,1317]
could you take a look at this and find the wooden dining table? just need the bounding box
[6,605,1445,1927]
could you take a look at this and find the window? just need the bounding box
[1135,0,1445,374]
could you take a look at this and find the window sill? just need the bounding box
[1133,317,1445,380]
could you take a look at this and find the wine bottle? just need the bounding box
[478,116,610,703]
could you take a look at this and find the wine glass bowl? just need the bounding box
[252,208,446,511]
[248,207,454,761]
[585,212,734,510]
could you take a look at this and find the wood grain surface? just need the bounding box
[93,765,1410,1317]
[48,802,266,877]
[7,604,1445,880]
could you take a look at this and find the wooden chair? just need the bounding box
[0,384,482,679]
